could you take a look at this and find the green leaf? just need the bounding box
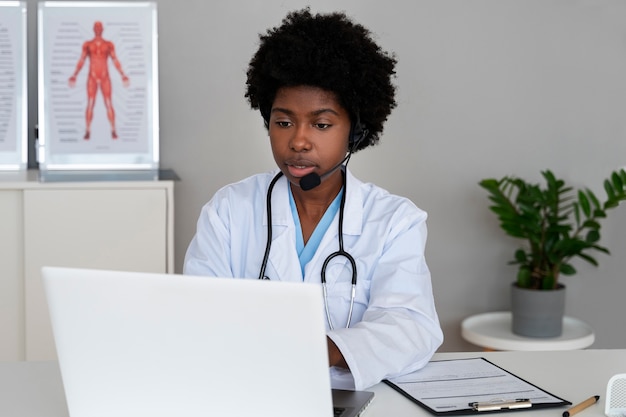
[577,191,591,217]
[514,249,527,263]
[577,253,599,266]
[582,219,601,230]
[517,267,532,288]
[586,189,601,210]
[593,209,606,218]
[478,179,499,190]
[604,179,616,201]
[541,275,556,290]
[590,244,610,255]
[612,171,624,190]
[559,263,577,275]
[489,206,516,218]
[619,169,626,187]
[586,230,600,243]
[542,170,557,186]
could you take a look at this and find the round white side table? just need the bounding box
[461,311,595,351]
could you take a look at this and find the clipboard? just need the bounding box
[384,357,571,415]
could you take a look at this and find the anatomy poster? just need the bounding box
[0,2,27,170]
[38,1,158,170]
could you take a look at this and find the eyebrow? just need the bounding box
[271,107,340,117]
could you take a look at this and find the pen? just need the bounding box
[470,399,531,412]
[563,395,600,417]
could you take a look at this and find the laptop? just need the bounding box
[41,266,374,417]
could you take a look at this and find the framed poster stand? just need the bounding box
[37,1,159,173]
[0,2,27,170]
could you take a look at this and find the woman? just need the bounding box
[184,8,443,390]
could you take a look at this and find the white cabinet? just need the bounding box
[0,171,174,361]
[0,190,24,361]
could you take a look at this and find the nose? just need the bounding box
[289,124,312,152]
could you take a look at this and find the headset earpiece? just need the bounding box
[349,118,368,149]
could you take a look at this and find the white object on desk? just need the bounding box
[605,374,626,417]
[461,311,595,351]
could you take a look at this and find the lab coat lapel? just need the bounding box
[341,169,364,236]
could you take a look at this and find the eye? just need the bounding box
[314,123,331,130]
[275,121,292,128]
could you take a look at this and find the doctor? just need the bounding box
[184,8,443,391]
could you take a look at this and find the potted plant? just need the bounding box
[479,168,626,337]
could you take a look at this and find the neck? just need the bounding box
[291,171,342,222]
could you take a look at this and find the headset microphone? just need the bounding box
[299,155,350,191]
[299,120,368,191]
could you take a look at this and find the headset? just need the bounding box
[257,118,368,330]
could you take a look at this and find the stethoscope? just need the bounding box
[257,166,357,330]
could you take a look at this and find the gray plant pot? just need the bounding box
[511,283,566,338]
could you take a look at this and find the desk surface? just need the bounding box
[462,311,595,351]
[2,350,624,417]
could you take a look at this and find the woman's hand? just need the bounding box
[327,337,349,368]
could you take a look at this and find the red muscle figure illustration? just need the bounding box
[68,21,129,140]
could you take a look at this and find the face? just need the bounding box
[269,85,352,192]
[94,21,103,36]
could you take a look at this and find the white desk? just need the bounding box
[461,311,595,351]
[2,350,625,417]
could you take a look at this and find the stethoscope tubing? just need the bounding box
[257,172,282,281]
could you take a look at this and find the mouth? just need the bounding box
[285,160,316,178]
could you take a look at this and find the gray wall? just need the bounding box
[26,0,626,352]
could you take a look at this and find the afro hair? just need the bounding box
[245,8,397,152]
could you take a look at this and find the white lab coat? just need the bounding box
[184,168,443,390]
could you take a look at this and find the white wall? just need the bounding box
[27,0,626,351]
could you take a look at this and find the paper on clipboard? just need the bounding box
[385,357,570,415]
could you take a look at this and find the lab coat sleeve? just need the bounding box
[327,210,443,390]
[183,197,234,278]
